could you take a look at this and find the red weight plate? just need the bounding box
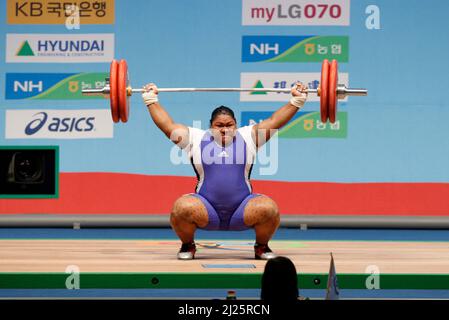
[328,59,338,124]
[118,59,130,123]
[320,59,330,123]
[109,60,120,123]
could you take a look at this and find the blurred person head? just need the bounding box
[261,256,299,302]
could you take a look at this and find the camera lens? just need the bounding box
[18,159,34,179]
[14,153,43,183]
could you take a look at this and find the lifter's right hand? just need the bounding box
[142,83,159,106]
[289,81,307,109]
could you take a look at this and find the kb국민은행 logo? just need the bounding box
[5,73,108,100]
[242,35,348,63]
[6,33,114,63]
[7,0,115,25]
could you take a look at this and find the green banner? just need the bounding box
[31,72,108,100]
[268,36,349,63]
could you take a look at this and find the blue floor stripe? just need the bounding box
[1,289,449,299]
[0,228,449,241]
[202,264,256,269]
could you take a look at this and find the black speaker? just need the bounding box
[0,147,58,197]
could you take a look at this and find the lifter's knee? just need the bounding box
[171,195,208,227]
[244,196,280,226]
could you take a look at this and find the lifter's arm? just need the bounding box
[252,82,308,148]
[142,83,189,148]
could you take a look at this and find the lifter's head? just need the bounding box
[209,106,237,146]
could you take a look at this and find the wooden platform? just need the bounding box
[1,239,448,289]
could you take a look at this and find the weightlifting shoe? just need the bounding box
[177,242,196,260]
[254,243,277,260]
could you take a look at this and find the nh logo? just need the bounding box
[250,43,279,55]
[14,81,43,93]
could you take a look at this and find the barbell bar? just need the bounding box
[82,59,368,124]
[83,85,367,95]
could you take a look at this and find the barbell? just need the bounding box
[82,59,367,124]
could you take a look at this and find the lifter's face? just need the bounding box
[210,114,237,146]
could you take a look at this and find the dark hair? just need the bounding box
[210,106,236,126]
[260,256,299,302]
